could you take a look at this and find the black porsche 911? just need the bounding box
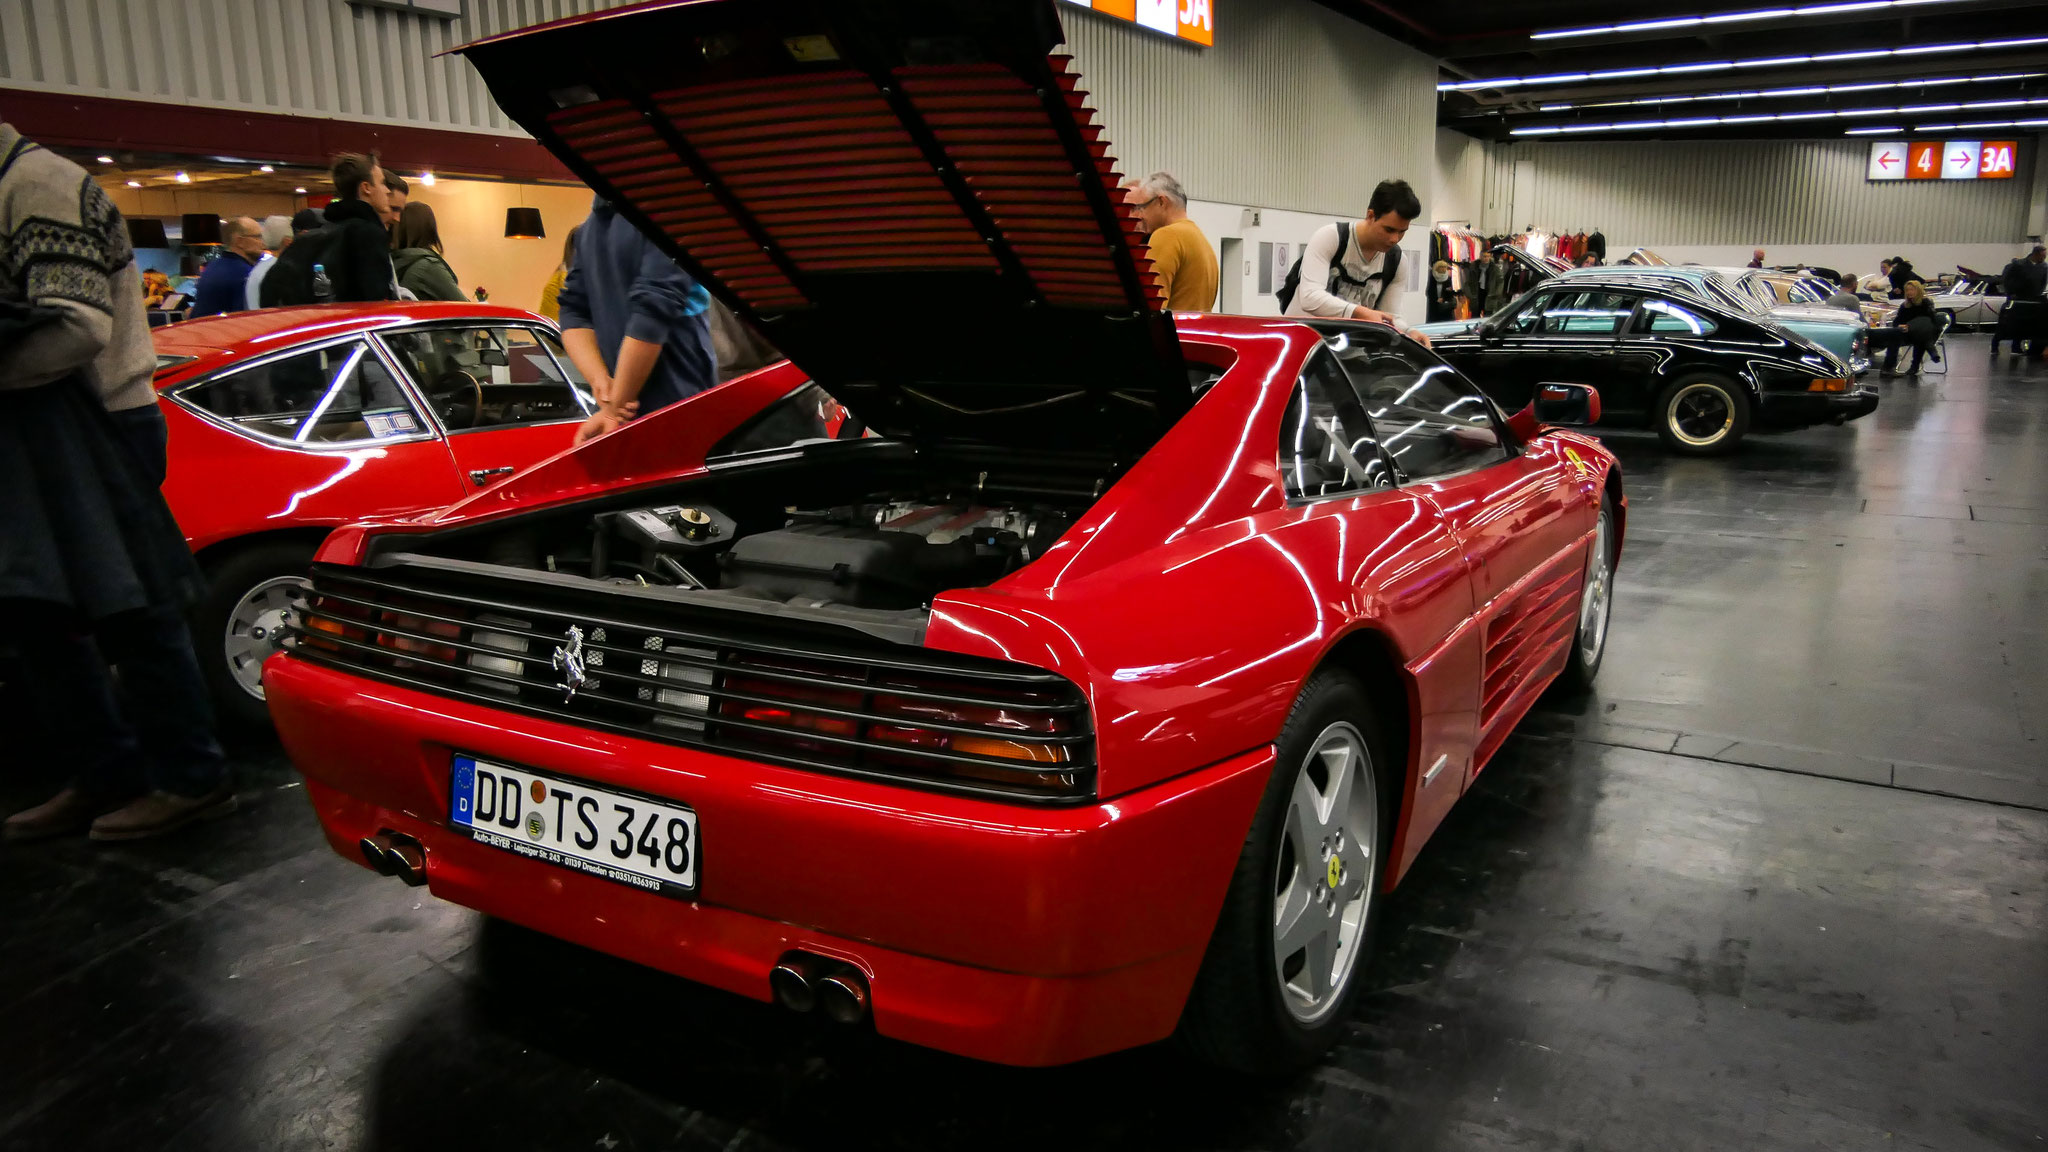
[1416,272,1878,455]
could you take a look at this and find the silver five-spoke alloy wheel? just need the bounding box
[223,576,308,700]
[1272,721,1378,1024]
[1579,507,1614,668]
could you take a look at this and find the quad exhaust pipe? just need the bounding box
[770,951,870,1024]
[359,831,428,887]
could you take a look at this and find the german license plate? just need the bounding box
[450,755,697,896]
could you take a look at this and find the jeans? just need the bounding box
[1874,319,1936,371]
[13,605,228,801]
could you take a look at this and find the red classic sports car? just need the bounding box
[265,0,1625,1070]
[151,303,594,723]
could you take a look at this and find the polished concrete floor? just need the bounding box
[2,336,2044,1151]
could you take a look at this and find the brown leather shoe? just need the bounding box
[88,788,238,842]
[4,788,102,842]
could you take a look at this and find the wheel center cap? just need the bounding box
[1326,856,1342,889]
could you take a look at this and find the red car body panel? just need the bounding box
[268,654,1270,1066]
[265,0,1625,1068]
[268,314,1623,1065]
[149,304,585,555]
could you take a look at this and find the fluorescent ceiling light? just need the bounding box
[1511,94,2048,134]
[1533,0,1966,41]
[1844,126,1904,134]
[1904,117,2048,130]
[1536,73,2044,112]
[1442,37,2048,91]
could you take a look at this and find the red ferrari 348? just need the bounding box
[150,303,592,723]
[265,0,1624,1070]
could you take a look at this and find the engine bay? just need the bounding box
[526,499,1077,612]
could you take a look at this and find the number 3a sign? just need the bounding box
[1070,0,1214,47]
[1979,141,2017,178]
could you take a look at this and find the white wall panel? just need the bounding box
[1496,138,2039,248]
[1059,0,1437,219]
[0,0,640,137]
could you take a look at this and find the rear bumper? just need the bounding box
[265,654,1271,1066]
[1757,386,1879,428]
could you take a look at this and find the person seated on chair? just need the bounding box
[1880,280,1939,376]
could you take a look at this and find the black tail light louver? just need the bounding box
[286,566,1094,802]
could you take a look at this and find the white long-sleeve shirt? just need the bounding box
[1285,221,1408,329]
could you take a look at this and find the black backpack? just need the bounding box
[258,224,344,307]
[1277,222,1401,313]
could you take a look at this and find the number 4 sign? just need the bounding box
[1906,142,1941,180]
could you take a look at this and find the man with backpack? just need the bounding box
[1281,178,1429,346]
[259,153,395,306]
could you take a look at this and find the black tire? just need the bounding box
[192,539,319,727]
[1560,491,1617,692]
[1654,372,1750,456]
[1178,670,1395,1074]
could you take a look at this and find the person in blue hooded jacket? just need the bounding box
[556,196,716,444]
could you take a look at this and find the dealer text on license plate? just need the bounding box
[450,755,697,895]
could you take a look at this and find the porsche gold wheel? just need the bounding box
[1656,374,1749,456]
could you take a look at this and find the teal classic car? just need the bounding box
[1483,247,1870,374]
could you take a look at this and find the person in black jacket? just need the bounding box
[1881,280,1939,375]
[1886,255,1917,299]
[1426,259,1459,322]
[320,152,396,303]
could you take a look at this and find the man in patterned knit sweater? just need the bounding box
[0,119,232,841]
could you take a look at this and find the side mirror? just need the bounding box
[1533,381,1602,426]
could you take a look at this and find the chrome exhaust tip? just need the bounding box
[360,832,428,887]
[359,836,400,876]
[816,971,870,1025]
[770,957,818,1012]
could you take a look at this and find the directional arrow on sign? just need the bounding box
[1878,151,1898,168]
[1952,150,1972,166]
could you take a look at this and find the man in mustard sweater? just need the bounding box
[1125,172,1219,313]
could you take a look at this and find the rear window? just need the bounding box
[1635,298,1719,336]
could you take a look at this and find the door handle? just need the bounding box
[468,466,516,485]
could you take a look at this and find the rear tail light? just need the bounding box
[375,601,461,668]
[288,570,1095,801]
[716,660,1084,796]
[298,594,370,652]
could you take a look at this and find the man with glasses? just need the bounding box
[1122,172,1218,312]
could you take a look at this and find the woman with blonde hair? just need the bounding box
[389,202,465,302]
[1880,279,1939,376]
[540,223,580,322]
